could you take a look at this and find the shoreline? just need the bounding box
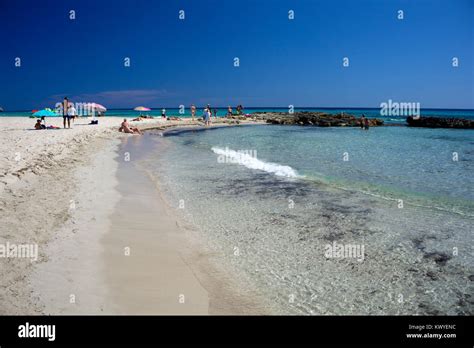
[103,135,273,314]
[0,116,267,314]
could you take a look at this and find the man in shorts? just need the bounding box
[62,97,71,129]
[68,103,77,127]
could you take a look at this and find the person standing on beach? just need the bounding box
[202,107,207,126]
[68,104,77,126]
[191,104,196,121]
[207,108,212,126]
[213,108,217,119]
[364,117,370,130]
[236,104,244,115]
[227,105,232,117]
[360,115,366,129]
[161,108,166,119]
[203,107,211,126]
[62,97,71,129]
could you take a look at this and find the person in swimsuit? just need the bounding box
[62,97,71,129]
[119,119,142,134]
[364,117,370,130]
[34,119,45,129]
[191,104,196,121]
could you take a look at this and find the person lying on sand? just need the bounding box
[119,119,142,135]
[133,115,154,121]
[167,116,182,121]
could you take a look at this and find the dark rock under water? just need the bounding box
[251,111,384,127]
[407,116,474,129]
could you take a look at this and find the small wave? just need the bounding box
[211,147,300,178]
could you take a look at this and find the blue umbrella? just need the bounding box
[33,109,58,117]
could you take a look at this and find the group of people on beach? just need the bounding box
[189,104,244,123]
[190,104,218,125]
[121,103,244,134]
[33,96,77,130]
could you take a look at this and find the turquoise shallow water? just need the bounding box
[162,125,474,215]
[138,124,473,315]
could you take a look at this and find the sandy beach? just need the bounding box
[0,116,269,315]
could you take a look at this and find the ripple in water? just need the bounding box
[141,125,474,315]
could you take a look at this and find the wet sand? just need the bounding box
[102,134,272,314]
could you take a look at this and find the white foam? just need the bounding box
[212,147,300,178]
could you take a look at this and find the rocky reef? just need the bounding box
[246,112,384,127]
[406,116,474,129]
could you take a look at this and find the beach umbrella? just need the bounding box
[89,103,107,112]
[134,106,151,111]
[32,109,59,117]
[134,106,151,116]
[84,103,107,118]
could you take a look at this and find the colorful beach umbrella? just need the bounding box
[134,106,151,116]
[33,109,58,117]
[89,103,107,112]
[134,106,151,112]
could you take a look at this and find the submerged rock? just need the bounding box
[253,112,384,127]
[407,116,474,129]
[423,252,451,266]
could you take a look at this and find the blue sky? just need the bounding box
[0,0,472,110]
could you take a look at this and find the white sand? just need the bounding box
[0,116,268,314]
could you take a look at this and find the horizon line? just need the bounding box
[2,106,474,113]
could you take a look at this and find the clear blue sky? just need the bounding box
[0,0,472,110]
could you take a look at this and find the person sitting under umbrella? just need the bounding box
[34,119,46,129]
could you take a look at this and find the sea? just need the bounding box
[127,117,474,315]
